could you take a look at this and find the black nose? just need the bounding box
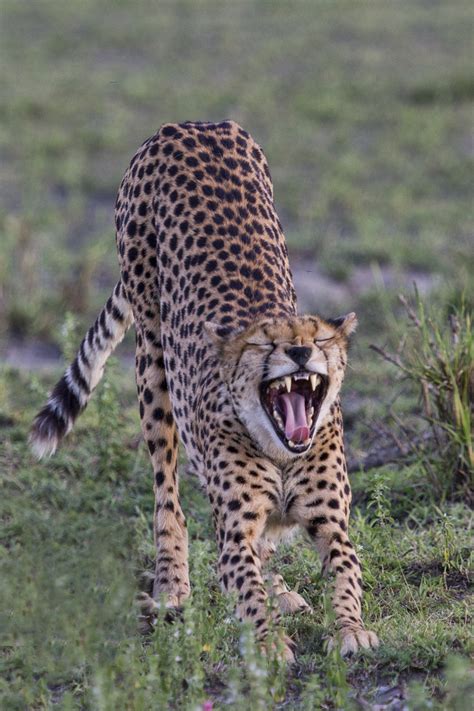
[287,346,312,366]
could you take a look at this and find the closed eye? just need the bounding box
[246,342,274,349]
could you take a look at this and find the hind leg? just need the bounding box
[134,312,190,627]
[259,537,312,615]
[268,574,312,615]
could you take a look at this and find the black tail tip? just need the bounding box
[30,374,84,459]
[30,405,69,459]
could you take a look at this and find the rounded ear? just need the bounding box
[326,312,358,337]
[202,321,245,347]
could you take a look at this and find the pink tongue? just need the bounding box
[278,392,309,443]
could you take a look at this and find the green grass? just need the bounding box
[370,295,473,501]
[1,362,472,709]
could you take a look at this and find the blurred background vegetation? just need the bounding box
[0,1,472,708]
[0,0,472,346]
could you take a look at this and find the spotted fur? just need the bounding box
[31,121,378,660]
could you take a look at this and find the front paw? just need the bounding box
[329,627,379,656]
[269,574,312,615]
[276,589,312,615]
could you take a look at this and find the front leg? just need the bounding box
[217,521,295,663]
[134,322,190,628]
[209,455,295,662]
[289,407,379,655]
[311,529,378,655]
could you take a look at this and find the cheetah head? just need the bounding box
[204,313,357,462]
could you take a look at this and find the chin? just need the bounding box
[245,414,312,464]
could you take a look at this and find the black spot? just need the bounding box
[310,515,328,527]
[144,388,153,404]
[243,511,258,520]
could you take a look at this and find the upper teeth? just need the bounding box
[268,373,321,392]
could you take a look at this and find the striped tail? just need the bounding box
[30,280,134,459]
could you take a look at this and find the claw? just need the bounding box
[329,627,380,656]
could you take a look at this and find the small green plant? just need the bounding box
[372,291,473,502]
[366,473,395,529]
[58,312,83,363]
[93,357,124,480]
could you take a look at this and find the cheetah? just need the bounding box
[31,120,379,661]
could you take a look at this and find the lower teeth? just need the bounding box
[287,439,311,448]
[273,408,284,428]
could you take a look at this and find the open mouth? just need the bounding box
[260,371,329,453]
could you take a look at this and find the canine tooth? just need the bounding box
[310,374,319,391]
[284,376,292,393]
[303,438,310,445]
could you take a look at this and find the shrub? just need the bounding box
[371,291,473,502]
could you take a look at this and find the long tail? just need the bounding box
[30,280,134,459]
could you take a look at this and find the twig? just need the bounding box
[398,293,422,328]
[368,344,408,373]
